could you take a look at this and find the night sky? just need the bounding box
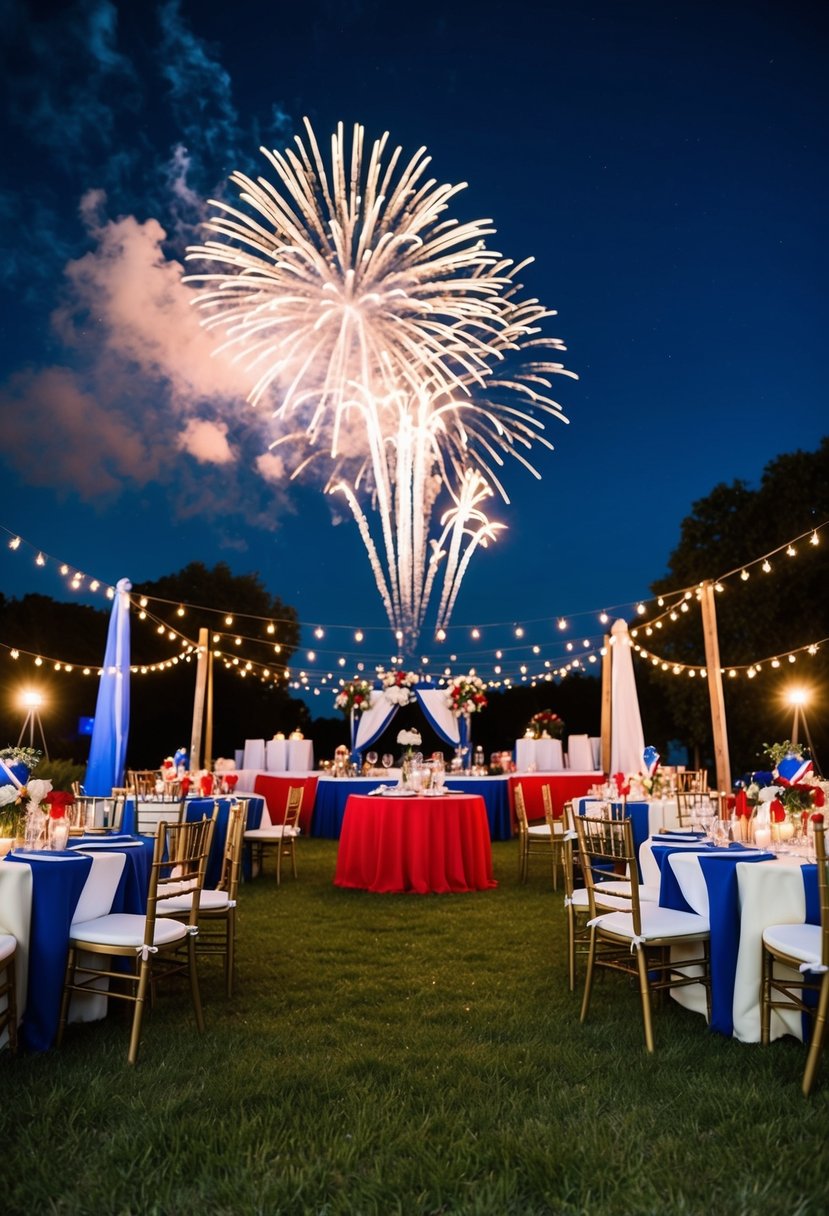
[1,0,826,712]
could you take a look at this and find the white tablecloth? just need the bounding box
[0,861,32,1047]
[265,739,288,771]
[0,850,127,1043]
[638,841,813,1042]
[567,735,596,771]
[515,738,564,771]
[243,738,266,770]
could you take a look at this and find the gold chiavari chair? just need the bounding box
[761,819,829,1096]
[127,769,163,798]
[72,789,127,835]
[243,787,304,884]
[675,770,709,793]
[675,790,718,830]
[539,784,567,891]
[0,932,18,1054]
[561,802,591,992]
[563,800,661,992]
[57,810,216,1065]
[575,811,711,1052]
[158,800,247,997]
[514,783,558,884]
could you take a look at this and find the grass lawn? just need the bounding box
[2,838,828,1215]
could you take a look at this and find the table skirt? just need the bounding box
[335,795,497,895]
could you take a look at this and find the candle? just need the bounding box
[50,819,70,850]
[778,820,795,842]
[754,827,771,849]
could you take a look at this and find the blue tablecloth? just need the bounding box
[185,796,264,885]
[312,778,511,840]
[5,849,93,1052]
[656,844,776,1036]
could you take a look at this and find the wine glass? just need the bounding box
[710,817,730,848]
[381,753,393,771]
[366,750,378,771]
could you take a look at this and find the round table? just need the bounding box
[334,793,497,894]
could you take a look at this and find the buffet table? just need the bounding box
[334,793,497,895]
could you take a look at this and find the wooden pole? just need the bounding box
[190,627,209,772]
[204,647,214,771]
[700,581,731,793]
[600,633,612,775]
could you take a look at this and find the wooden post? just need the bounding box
[700,581,731,793]
[204,647,214,771]
[190,628,209,772]
[600,633,612,775]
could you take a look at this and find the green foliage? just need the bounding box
[648,438,829,775]
[2,840,827,1214]
[36,758,86,792]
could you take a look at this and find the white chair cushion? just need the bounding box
[762,922,822,966]
[157,889,231,914]
[593,904,710,942]
[568,888,590,909]
[70,913,187,949]
[527,824,552,838]
[244,826,298,840]
[0,933,16,963]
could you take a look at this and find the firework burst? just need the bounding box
[185,119,575,650]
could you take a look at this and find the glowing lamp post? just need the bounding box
[18,688,49,758]
[786,687,808,747]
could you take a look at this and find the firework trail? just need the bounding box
[185,119,575,650]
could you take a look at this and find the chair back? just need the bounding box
[574,812,641,935]
[283,786,304,830]
[561,801,579,899]
[675,790,716,829]
[72,789,127,834]
[216,800,248,899]
[541,784,559,830]
[145,812,217,946]
[815,821,829,969]
[127,769,162,798]
[676,770,708,793]
[513,783,529,835]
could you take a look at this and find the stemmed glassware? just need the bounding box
[381,754,393,772]
[366,750,378,771]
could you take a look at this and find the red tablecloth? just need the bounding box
[334,793,497,895]
[507,773,601,823]
[253,774,318,834]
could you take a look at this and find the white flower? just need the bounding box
[26,778,53,811]
[397,729,422,747]
[385,686,411,706]
[0,785,19,808]
[758,786,780,803]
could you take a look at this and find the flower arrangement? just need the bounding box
[377,668,419,706]
[761,741,825,824]
[0,777,71,845]
[335,679,373,715]
[446,674,488,717]
[0,745,44,771]
[526,710,564,739]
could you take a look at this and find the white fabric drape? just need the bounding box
[610,618,645,775]
[415,689,460,747]
[354,692,397,751]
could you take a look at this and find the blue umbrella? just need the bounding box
[84,578,132,796]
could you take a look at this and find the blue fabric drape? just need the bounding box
[84,579,131,796]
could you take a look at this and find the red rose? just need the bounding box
[813,789,825,808]
[811,811,824,824]
[45,790,75,819]
[770,799,786,824]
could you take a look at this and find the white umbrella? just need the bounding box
[610,618,645,775]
